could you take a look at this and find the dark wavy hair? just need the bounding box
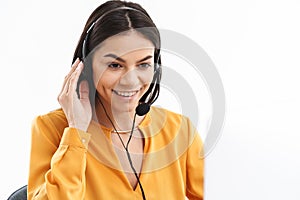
[73,0,161,107]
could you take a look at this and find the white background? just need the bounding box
[1,0,300,199]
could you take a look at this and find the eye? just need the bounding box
[138,63,152,69]
[108,63,122,69]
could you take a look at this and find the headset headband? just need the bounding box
[82,6,152,59]
[79,5,161,107]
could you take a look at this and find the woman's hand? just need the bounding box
[57,58,92,132]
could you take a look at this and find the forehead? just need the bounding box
[92,30,155,58]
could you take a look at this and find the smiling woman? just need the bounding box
[27,1,204,199]
[91,31,155,119]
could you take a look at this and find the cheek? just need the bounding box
[95,71,120,91]
[140,70,154,85]
[92,66,106,88]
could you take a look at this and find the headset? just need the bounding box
[80,6,162,200]
[80,6,162,106]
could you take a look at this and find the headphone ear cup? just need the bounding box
[154,63,158,73]
[154,62,161,73]
[155,62,161,73]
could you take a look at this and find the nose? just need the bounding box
[119,68,140,87]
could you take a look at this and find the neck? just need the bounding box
[94,96,142,131]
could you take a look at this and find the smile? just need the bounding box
[112,89,140,97]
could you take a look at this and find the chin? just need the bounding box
[110,101,138,116]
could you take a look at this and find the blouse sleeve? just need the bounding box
[186,120,205,200]
[27,115,91,200]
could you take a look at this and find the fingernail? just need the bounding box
[76,62,83,70]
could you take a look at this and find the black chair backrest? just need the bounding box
[7,185,27,200]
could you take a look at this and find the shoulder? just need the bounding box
[150,106,182,117]
[149,106,196,138]
[32,108,68,138]
[147,106,199,155]
[150,106,191,126]
[33,108,67,125]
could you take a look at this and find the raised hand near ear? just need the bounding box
[57,58,92,132]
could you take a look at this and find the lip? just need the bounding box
[112,88,141,98]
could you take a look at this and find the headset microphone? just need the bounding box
[135,103,150,116]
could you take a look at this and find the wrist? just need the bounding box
[69,123,89,132]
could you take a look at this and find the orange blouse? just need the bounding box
[28,106,204,199]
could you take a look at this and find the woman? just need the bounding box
[28,0,204,199]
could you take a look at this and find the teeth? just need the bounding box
[114,90,138,97]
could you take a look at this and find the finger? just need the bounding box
[68,58,81,76]
[68,61,84,96]
[57,73,74,103]
[58,58,81,95]
[79,80,89,100]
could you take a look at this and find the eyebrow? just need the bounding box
[104,53,153,63]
